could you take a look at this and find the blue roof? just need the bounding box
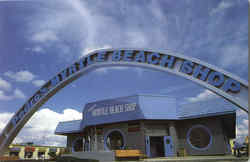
[55,120,81,135]
[178,98,236,119]
[55,94,236,134]
[138,95,177,119]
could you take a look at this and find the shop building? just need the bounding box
[55,94,236,158]
[2,142,65,160]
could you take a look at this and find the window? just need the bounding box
[187,125,212,150]
[105,129,125,150]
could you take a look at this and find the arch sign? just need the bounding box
[0,48,248,155]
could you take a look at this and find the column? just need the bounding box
[169,122,178,156]
[94,127,98,151]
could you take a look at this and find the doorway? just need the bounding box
[145,135,174,158]
[150,136,165,157]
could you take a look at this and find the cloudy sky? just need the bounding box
[0,0,248,146]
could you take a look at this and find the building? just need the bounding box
[2,142,65,160]
[55,94,236,158]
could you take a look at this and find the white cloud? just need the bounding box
[0,77,11,91]
[187,89,218,103]
[0,108,82,146]
[24,108,81,133]
[81,45,112,57]
[0,90,13,101]
[237,109,248,117]
[28,30,59,56]
[31,30,58,43]
[126,31,148,47]
[210,1,234,15]
[236,119,248,138]
[236,127,248,138]
[28,46,44,53]
[4,70,35,82]
[26,3,79,60]
[236,108,248,140]
[32,80,46,87]
[18,108,82,146]
[0,112,14,133]
[0,89,26,101]
[242,119,248,127]
[66,0,96,48]
[13,88,26,99]
[26,0,155,61]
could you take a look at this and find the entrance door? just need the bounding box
[164,136,174,157]
[150,136,165,157]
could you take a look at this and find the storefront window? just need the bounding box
[187,125,212,150]
[105,130,125,150]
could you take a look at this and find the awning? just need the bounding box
[55,120,82,135]
[49,148,57,152]
[9,147,21,152]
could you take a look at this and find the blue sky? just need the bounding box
[0,0,248,146]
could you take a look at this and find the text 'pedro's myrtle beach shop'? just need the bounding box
[55,94,236,158]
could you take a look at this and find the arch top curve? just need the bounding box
[0,48,248,156]
[82,48,248,86]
